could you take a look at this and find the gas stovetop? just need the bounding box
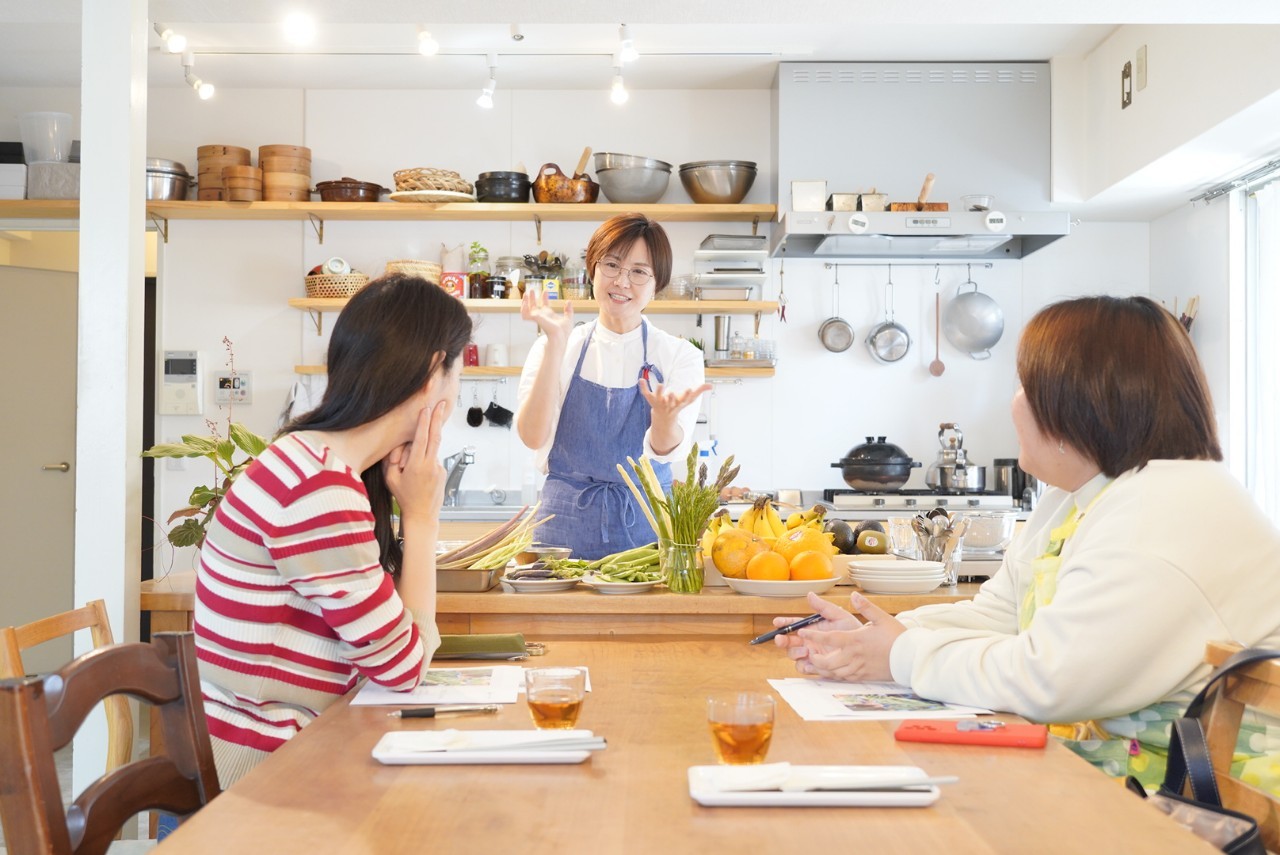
[823,488,1018,511]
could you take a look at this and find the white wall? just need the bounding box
[145,85,1159,558]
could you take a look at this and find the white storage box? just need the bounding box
[791,180,827,212]
[26,161,79,200]
[0,163,25,199]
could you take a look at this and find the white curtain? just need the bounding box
[1247,184,1280,520]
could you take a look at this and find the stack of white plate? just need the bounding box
[848,560,946,594]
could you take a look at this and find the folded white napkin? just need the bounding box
[700,764,951,793]
[377,729,605,754]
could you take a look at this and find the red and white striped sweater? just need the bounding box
[193,432,437,786]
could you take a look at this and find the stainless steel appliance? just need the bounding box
[822,488,1017,512]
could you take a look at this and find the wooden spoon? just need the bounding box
[929,293,946,377]
[917,173,936,211]
[573,146,592,180]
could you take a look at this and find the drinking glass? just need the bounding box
[887,516,919,558]
[525,667,586,730]
[707,692,775,765]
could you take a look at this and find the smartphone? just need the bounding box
[894,719,1048,749]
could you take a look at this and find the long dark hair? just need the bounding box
[1017,295,1221,476]
[283,273,472,575]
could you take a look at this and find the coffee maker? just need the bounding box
[994,457,1043,510]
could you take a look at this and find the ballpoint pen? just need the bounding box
[387,704,501,719]
[748,613,824,645]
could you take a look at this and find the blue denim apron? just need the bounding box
[537,321,672,560]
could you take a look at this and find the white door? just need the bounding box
[0,265,77,673]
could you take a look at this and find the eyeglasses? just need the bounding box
[596,260,654,287]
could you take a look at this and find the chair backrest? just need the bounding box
[0,599,133,772]
[0,632,221,855]
[1201,640,1280,853]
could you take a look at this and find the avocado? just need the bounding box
[824,520,857,554]
[850,520,886,554]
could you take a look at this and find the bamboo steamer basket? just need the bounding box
[198,144,251,160]
[198,146,251,194]
[227,187,263,202]
[197,187,224,201]
[263,187,311,202]
[385,259,442,284]
[305,272,368,298]
[224,178,264,191]
[263,171,310,191]
[260,155,311,175]
[259,144,311,162]
[222,165,262,181]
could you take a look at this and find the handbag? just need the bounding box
[1126,647,1280,855]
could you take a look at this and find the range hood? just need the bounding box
[769,209,1072,260]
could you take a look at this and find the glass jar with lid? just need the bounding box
[666,274,694,301]
[494,255,526,294]
[562,250,590,300]
[467,244,491,300]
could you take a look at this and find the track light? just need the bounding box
[182,51,215,100]
[282,11,316,46]
[618,24,639,64]
[154,23,187,54]
[610,67,629,105]
[510,24,525,42]
[417,29,439,56]
[476,54,497,109]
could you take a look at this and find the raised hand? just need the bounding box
[521,284,575,345]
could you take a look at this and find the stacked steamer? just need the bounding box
[196,144,250,201]
[260,144,311,202]
[222,165,262,201]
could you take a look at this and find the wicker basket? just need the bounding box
[385,259,443,283]
[304,272,370,299]
[393,167,474,194]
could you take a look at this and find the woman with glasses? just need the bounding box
[516,214,711,559]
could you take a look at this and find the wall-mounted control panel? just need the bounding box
[160,350,202,415]
[214,371,253,406]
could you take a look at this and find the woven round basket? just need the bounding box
[304,272,370,299]
[385,259,443,283]
[393,167,474,194]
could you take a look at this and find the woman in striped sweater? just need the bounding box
[194,273,471,787]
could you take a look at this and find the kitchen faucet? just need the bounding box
[442,446,476,507]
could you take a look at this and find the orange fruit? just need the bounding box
[789,550,833,581]
[711,529,770,579]
[772,526,838,565]
[745,550,790,581]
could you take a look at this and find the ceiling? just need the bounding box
[4,1,1280,219]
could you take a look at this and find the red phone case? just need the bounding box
[894,720,1048,748]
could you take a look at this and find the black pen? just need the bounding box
[387,704,500,719]
[748,613,824,646]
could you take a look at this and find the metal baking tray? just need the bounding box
[700,234,767,251]
[694,285,756,301]
[437,567,502,592]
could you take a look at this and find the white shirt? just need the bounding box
[517,319,706,474]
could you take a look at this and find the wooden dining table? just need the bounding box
[154,638,1215,854]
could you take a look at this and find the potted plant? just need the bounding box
[142,422,270,548]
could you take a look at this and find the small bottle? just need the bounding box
[562,251,586,300]
[729,331,745,360]
[467,243,490,300]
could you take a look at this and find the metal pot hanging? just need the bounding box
[866,266,911,364]
[818,266,854,352]
[942,266,1004,360]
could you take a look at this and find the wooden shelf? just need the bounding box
[295,364,772,378]
[288,297,779,315]
[0,199,776,224]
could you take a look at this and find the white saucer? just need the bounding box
[389,189,477,203]
[500,576,579,593]
[581,574,661,595]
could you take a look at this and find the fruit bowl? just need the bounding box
[722,576,840,598]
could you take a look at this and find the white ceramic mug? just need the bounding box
[485,344,509,367]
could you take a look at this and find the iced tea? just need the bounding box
[707,692,776,765]
[527,689,583,729]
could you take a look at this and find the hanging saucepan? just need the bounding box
[817,265,854,352]
[942,267,1004,360]
[866,266,911,363]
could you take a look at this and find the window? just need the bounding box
[1243,183,1280,520]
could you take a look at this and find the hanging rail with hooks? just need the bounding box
[822,262,994,271]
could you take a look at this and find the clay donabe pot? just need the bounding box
[831,436,921,491]
[314,177,387,202]
[531,163,599,204]
[476,170,531,203]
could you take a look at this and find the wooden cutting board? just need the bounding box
[890,172,950,211]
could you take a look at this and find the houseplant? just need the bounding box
[142,422,270,548]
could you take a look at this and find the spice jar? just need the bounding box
[488,275,508,299]
[467,244,490,300]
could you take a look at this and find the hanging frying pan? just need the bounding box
[817,266,854,352]
[866,266,911,363]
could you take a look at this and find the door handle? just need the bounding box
[42,462,70,472]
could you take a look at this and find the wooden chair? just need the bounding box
[0,599,133,773]
[1202,640,1280,853]
[0,632,221,855]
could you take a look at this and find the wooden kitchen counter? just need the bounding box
[140,571,978,638]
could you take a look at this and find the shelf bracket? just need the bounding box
[750,215,760,236]
[533,214,543,245]
[307,213,325,244]
[306,309,323,336]
[148,212,169,244]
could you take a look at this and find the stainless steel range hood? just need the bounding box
[769,210,1072,260]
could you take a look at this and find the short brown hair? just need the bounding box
[1016,295,1221,476]
[584,213,674,295]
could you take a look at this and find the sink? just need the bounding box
[439,489,525,522]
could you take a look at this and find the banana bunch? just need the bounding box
[700,510,734,557]
[738,497,786,540]
[785,504,828,531]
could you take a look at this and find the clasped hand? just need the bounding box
[773,591,907,682]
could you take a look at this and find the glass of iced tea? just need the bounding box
[707,692,775,765]
[525,667,586,730]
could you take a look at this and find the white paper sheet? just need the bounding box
[352,666,526,706]
[768,678,992,721]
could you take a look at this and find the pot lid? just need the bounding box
[145,157,189,176]
[837,436,913,465]
[315,177,382,190]
[477,171,531,181]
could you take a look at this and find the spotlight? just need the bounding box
[476,54,497,109]
[610,69,629,105]
[154,23,187,54]
[510,24,525,42]
[282,11,316,46]
[618,24,639,64]
[182,51,215,100]
[417,29,439,56]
